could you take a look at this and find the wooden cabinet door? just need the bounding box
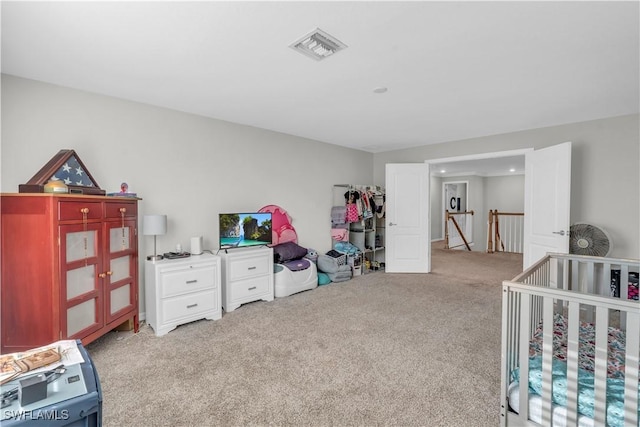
[104,218,138,324]
[59,222,104,339]
[1,195,140,353]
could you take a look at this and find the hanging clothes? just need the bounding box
[344,190,360,223]
[361,189,373,219]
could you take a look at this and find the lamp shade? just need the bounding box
[143,215,167,236]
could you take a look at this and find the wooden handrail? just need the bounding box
[447,210,475,216]
[445,210,474,251]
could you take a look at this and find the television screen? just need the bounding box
[219,212,272,249]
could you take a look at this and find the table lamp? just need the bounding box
[143,214,167,261]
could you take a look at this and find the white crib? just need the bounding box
[500,253,639,426]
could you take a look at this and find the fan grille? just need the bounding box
[569,223,611,256]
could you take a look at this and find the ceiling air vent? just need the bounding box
[290,28,347,61]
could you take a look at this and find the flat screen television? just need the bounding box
[219,212,272,250]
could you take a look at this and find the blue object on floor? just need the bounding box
[318,272,331,285]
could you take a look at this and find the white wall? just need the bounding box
[484,175,525,213]
[374,114,640,259]
[1,75,374,255]
[430,175,442,240]
[2,74,639,313]
[1,75,374,314]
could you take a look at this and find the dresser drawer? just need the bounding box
[105,201,137,219]
[228,256,271,281]
[230,276,271,300]
[161,266,216,298]
[162,290,217,323]
[58,201,102,221]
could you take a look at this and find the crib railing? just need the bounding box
[512,252,639,302]
[508,253,639,334]
[487,210,524,254]
[501,253,640,427]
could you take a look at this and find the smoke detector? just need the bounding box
[290,28,347,61]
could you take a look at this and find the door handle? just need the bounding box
[552,230,565,236]
[389,222,397,226]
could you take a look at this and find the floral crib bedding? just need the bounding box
[511,313,640,427]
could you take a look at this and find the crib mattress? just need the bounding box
[508,313,638,427]
[508,381,595,427]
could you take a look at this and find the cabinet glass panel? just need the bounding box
[110,256,130,282]
[110,226,131,253]
[67,300,96,336]
[67,265,96,300]
[110,284,131,314]
[66,230,96,262]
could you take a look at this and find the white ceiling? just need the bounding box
[431,155,525,177]
[1,1,638,154]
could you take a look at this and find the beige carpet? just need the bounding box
[86,244,522,426]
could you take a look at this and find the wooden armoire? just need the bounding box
[1,194,140,353]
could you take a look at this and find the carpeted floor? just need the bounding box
[86,244,522,426]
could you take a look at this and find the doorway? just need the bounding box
[426,148,529,266]
[384,143,571,273]
[443,181,470,249]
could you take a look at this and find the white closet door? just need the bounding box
[385,163,430,273]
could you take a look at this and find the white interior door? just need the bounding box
[523,142,572,268]
[385,163,430,273]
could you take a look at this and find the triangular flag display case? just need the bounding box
[19,149,106,195]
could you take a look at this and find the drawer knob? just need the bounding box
[247,266,257,270]
[186,303,198,309]
[186,280,197,284]
[248,286,257,291]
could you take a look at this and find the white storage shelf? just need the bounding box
[221,246,274,312]
[145,254,222,337]
[348,217,385,269]
[333,184,385,271]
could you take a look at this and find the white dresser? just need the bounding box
[145,254,222,336]
[220,246,274,312]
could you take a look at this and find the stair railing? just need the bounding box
[444,210,474,251]
[487,210,524,253]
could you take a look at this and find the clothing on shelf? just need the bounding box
[331,206,347,226]
[330,227,348,242]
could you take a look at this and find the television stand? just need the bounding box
[220,246,274,312]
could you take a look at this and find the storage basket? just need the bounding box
[326,249,347,266]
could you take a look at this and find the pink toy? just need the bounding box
[258,205,297,245]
